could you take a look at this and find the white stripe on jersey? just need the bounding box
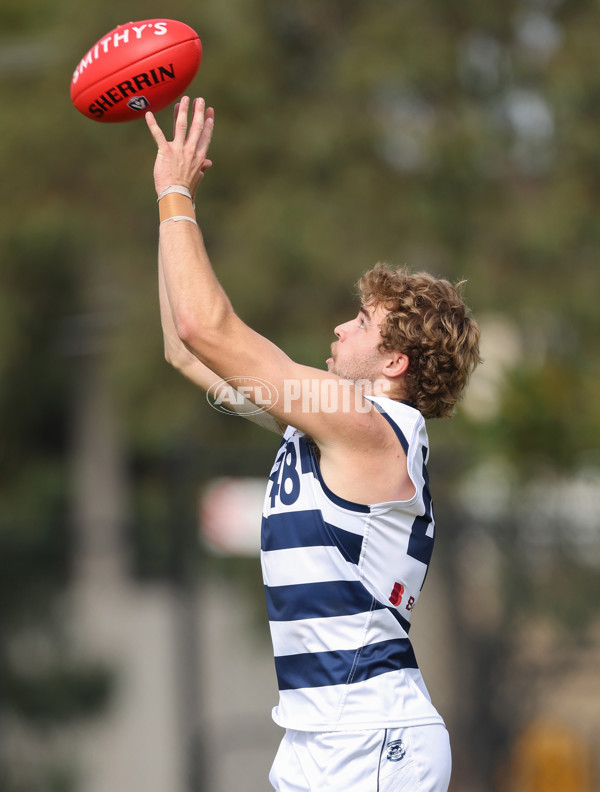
[262,546,358,587]
[269,608,408,658]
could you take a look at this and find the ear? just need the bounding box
[381,351,409,380]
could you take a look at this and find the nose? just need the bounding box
[334,319,351,339]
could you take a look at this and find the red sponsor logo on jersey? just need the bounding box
[389,582,405,606]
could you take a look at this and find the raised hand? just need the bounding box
[146,96,214,199]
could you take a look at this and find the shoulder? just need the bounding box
[365,397,426,440]
[365,397,430,469]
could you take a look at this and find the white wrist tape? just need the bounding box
[160,215,198,226]
[157,185,195,208]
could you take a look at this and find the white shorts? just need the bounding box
[269,724,451,792]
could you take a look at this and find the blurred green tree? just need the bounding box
[1,0,600,790]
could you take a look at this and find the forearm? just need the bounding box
[146,99,227,358]
[158,246,221,390]
[159,242,282,433]
[158,192,233,355]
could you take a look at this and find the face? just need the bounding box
[327,303,390,383]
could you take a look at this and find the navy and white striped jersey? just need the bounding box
[260,396,445,731]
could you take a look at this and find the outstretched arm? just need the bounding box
[159,241,283,433]
[145,98,401,458]
[158,245,218,389]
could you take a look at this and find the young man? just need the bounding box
[146,97,481,792]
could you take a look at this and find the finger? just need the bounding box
[172,102,181,139]
[186,97,207,150]
[196,108,214,158]
[173,96,191,143]
[198,159,213,179]
[145,111,168,148]
[188,102,214,159]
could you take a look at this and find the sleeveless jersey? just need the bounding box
[260,396,445,731]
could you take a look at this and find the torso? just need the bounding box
[261,398,443,731]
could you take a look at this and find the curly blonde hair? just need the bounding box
[358,263,481,419]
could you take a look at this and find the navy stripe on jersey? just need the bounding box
[407,446,435,571]
[265,581,376,622]
[261,511,363,564]
[298,434,313,474]
[302,437,372,513]
[386,605,412,635]
[265,581,411,635]
[368,400,409,455]
[274,638,418,690]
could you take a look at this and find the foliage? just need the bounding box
[1,0,600,789]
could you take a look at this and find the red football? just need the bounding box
[70,19,202,123]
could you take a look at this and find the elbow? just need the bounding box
[163,343,186,374]
[174,314,199,350]
[162,329,194,373]
[163,346,177,369]
[174,304,232,359]
[171,286,235,357]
